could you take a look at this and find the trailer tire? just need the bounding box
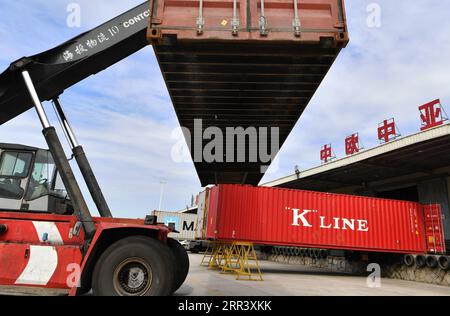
[92,236,174,296]
[438,256,450,270]
[425,255,438,268]
[403,254,415,267]
[167,238,190,294]
[415,254,426,268]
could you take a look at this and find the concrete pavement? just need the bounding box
[174,254,450,296]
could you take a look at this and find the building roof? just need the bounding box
[178,205,198,214]
[262,124,450,191]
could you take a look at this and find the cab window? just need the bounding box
[0,152,32,178]
[0,151,33,199]
[25,150,55,201]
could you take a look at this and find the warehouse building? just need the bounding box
[263,124,450,242]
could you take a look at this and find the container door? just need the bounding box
[196,188,210,239]
[248,0,345,40]
[423,204,446,254]
[150,0,248,39]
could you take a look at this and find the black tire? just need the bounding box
[92,236,174,296]
[403,254,415,267]
[415,254,426,268]
[167,238,190,294]
[426,255,438,268]
[438,256,450,270]
[190,246,200,254]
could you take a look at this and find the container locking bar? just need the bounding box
[196,0,205,35]
[52,97,113,218]
[293,0,301,36]
[21,70,96,239]
[231,0,239,36]
[259,0,268,36]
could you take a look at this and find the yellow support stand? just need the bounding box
[200,242,213,267]
[234,242,263,281]
[220,242,241,274]
[201,241,263,281]
[200,241,227,269]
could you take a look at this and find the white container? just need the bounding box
[152,210,198,241]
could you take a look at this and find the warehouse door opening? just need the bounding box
[376,185,419,202]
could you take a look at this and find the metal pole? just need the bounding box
[293,0,301,36]
[259,0,268,36]
[22,70,96,238]
[196,0,205,35]
[52,98,79,148]
[22,71,51,128]
[158,181,166,211]
[52,97,112,218]
[231,0,239,36]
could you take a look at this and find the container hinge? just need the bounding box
[197,0,205,35]
[259,0,268,36]
[292,0,301,37]
[259,16,268,36]
[231,0,239,36]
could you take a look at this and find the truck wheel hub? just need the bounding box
[114,258,152,296]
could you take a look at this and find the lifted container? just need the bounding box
[148,0,349,185]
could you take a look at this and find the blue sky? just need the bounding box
[0,1,449,218]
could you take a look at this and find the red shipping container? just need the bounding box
[204,185,428,254]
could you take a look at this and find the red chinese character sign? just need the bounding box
[345,133,361,155]
[419,99,448,131]
[377,118,400,144]
[320,144,335,163]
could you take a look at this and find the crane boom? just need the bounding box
[0,1,150,125]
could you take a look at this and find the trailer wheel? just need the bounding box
[167,238,190,294]
[403,254,415,267]
[92,236,174,296]
[415,254,426,268]
[438,256,450,270]
[425,255,438,268]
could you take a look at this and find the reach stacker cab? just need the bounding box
[0,143,73,214]
[0,140,189,296]
[0,141,189,296]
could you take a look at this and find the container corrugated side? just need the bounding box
[153,211,198,241]
[206,185,426,253]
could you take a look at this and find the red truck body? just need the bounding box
[202,185,445,254]
[0,212,169,292]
